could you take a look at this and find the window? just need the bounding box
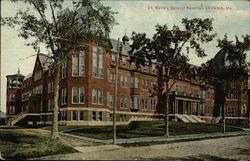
[122,57,126,64]
[142,98,145,109]
[33,85,43,94]
[79,87,85,103]
[150,99,153,110]
[72,111,78,120]
[231,107,234,114]
[71,87,84,104]
[143,80,148,90]
[92,46,98,77]
[98,112,103,121]
[62,59,67,78]
[130,96,139,109]
[72,55,78,76]
[61,111,67,120]
[79,51,85,76]
[107,92,114,107]
[98,48,104,77]
[227,106,231,115]
[92,88,103,105]
[80,111,84,120]
[92,111,97,120]
[61,88,67,105]
[9,106,15,114]
[92,88,97,104]
[152,64,156,72]
[120,96,128,108]
[92,46,104,78]
[120,114,127,122]
[72,87,78,103]
[48,82,54,93]
[141,98,148,110]
[131,77,139,88]
[9,94,15,101]
[153,100,156,110]
[48,99,54,111]
[72,50,85,77]
[121,76,128,87]
[109,113,113,121]
[98,89,103,104]
[109,72,116,85]
[243,104,247,114]
[34,70,42,81]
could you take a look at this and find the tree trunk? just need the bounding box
[165,89,170,137]
[51,64,60,140]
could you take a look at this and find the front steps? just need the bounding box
[175,114,206,123]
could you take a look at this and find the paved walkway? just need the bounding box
[60,130,250,145]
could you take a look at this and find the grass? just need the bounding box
[64,121,242,140]
[0,130,77,160]
[25,124,85,132]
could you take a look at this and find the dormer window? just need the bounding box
[34,70,42,81]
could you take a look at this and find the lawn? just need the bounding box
[65,121,242,140]
[26,124,85,132]
[0,129,76,160]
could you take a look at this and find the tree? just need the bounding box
[198,34,250,132]
[129,18,216,137]
[1,0,117,139]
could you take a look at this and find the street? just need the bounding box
[35,134,250,160]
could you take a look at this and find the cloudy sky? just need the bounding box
[1,0,249,112]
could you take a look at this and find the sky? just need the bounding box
[1,0,250,112]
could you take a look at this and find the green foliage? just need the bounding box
[198,34,249,86]
[129,18,216,96]
[1,0,117,62]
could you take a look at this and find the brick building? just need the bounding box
[6,37,221,126]
[6,36,249,126]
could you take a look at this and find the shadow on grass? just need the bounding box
[65,121,242,140]
[120,134,247,147]
[0,131,76,160]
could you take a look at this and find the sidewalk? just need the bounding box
[59,130,250,145]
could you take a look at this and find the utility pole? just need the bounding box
[113,38,120,144]
[248,68,250,127]
[165,68,170,137]
[223,81,226,133]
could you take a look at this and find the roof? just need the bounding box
[38,54,53,70]
[24,73,32,81]
[110,38,131,56]
[212,48,226,67]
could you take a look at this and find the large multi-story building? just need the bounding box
[212,48,249,125]
[6,37,248,126]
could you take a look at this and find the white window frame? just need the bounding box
[79,87,85,103]
[72,87,78,103]
[79,50,85,76]
[98,88,103,104]
[92,88,97,104]
[62,59,67,78]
